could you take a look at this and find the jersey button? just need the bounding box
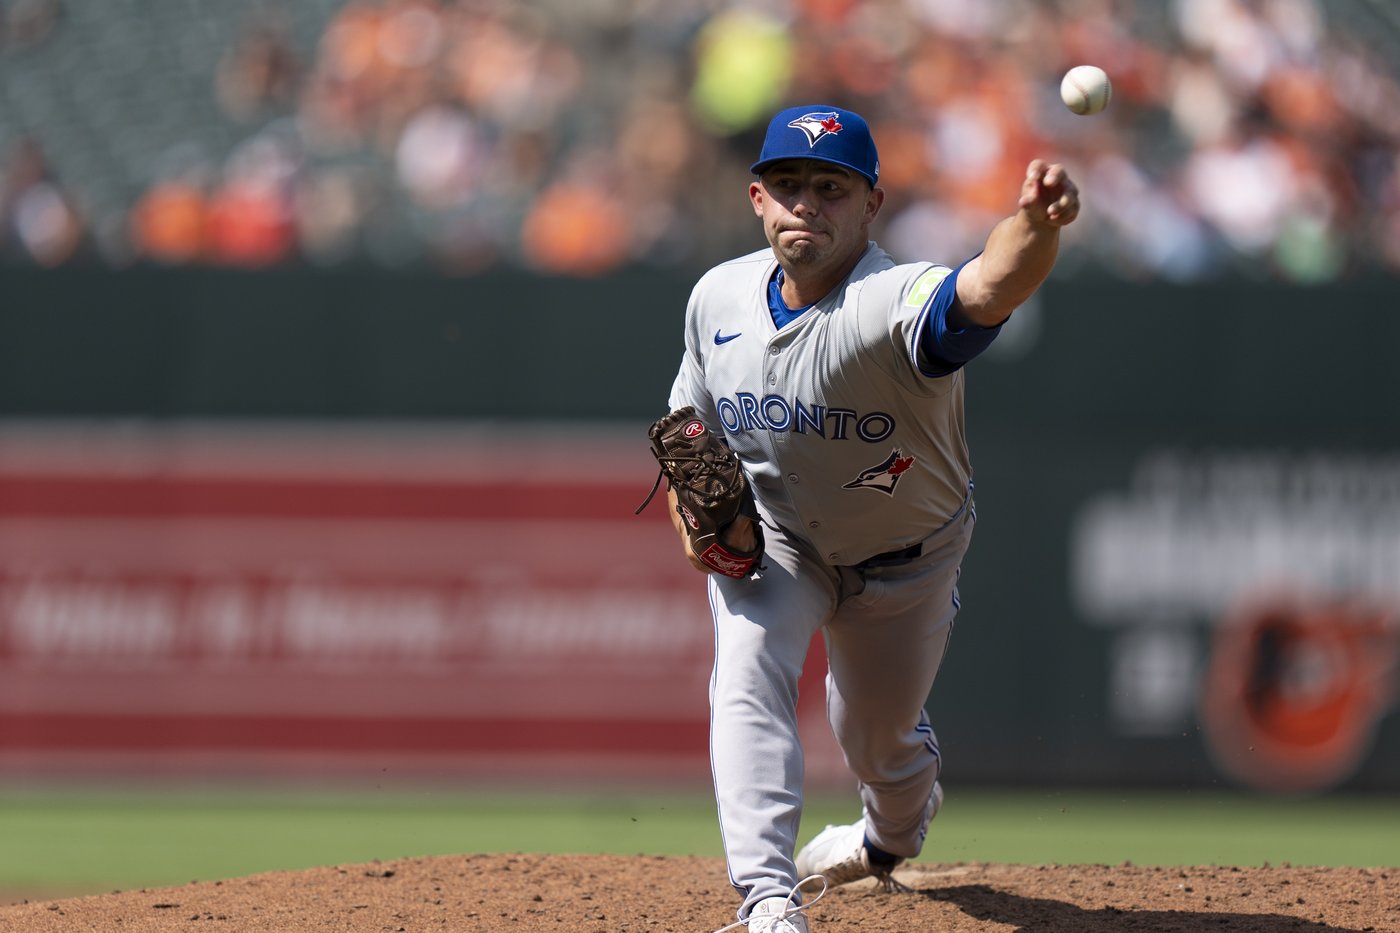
[828,553,840,562]
[769,346,780,356]
[808,521,820,529]
[787,473,799,483]
[767,373,777,385]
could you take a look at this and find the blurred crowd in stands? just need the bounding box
[3,0,1400,282]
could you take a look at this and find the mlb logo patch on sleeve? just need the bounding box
[905,267,950,308]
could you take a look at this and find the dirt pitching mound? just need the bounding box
[1,853,1394,931]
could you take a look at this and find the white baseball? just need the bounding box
[1060,65,1112,116]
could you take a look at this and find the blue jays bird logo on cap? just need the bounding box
[788,112,844,147]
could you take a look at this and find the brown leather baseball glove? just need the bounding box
[635,406,764,579]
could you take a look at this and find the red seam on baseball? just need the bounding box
[1069,75,1093,113]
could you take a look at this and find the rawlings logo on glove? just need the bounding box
[636,407,765,579]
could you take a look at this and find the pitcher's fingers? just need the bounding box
[1047,195,1079,224]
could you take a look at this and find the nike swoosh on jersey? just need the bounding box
[714,331,742,345]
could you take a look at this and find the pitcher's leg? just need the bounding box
[709,539,835,916]
[824,559,962,858]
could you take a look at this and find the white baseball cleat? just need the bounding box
[795,781,942,892]
[794,820,902,892]
[745,895,811,933]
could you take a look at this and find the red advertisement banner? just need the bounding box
[0,425,840,782]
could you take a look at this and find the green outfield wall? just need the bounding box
[2,264,1398,792]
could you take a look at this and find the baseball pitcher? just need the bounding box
[645,104,1079,933]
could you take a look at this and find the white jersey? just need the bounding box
[668,242,972,566]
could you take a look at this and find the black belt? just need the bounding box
[857,541,922,568]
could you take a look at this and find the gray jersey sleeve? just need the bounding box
[667,281,721,428]
[854,262,958,398]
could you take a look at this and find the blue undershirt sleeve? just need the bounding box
[916,256,1003,377]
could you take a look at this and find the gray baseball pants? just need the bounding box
[706,498,974,916]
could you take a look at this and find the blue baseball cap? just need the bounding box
[750,105,880,187]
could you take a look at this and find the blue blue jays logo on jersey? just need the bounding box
[788,112,844,147]
[843,448,916,495]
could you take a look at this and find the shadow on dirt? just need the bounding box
[928,883,1371,933]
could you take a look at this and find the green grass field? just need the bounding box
[3,785,1398,901]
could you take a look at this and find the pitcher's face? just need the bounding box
[750,160,883,272]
